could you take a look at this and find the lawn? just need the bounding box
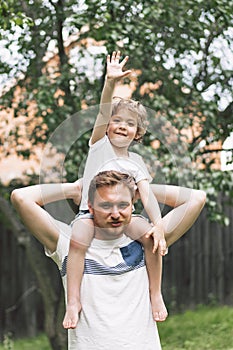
[0,333,50,350]
[158,305,233,350]
[1,306,233,350]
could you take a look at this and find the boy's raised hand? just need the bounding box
[107,51,131,80]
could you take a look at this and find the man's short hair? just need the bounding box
[88,170,136,205]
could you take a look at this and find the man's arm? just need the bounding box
[91,51,131,144]
[11,181,81,253]
[150,184,206,247]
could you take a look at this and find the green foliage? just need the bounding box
[0,0,33,33]
[197,169,233,225]
[2,332,13,350]
[0,0,232,224]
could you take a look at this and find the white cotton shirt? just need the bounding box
[75,235,162,350]
[79,135,152,210]
[46,224,161,350]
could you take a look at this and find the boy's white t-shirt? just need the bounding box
[46,221,161,350]
[79,135,152,210]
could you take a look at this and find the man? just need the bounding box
[11,170,206,349]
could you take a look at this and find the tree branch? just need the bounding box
[197,148,233,155]
[193,24,224,91]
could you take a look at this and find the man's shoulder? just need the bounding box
[45,220,71,269]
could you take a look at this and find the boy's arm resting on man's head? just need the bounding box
[91,51,131,144]
[10,181,81,253]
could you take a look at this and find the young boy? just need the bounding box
[63,51,168,329]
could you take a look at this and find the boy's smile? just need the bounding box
[107,108,138,151]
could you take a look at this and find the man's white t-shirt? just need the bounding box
[46,221,161,350]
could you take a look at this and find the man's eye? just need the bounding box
[102,204,111,209]
[119,203,128,209]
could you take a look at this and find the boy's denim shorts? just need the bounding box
[71,210,93,226]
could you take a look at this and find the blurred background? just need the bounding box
[0,1,232,349]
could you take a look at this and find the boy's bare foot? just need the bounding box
[151,293,168,322]
[63,301,82,329]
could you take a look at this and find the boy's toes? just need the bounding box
[153,311,160,322]
[70,321,77,329]
[153,310,168,322]
[63,320,70,329]
[160,310,168,321]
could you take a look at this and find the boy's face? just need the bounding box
[107,107,139,148]
[88,183,133,240]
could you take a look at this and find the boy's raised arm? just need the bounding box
[91,51,131,144]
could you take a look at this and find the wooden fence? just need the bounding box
[0,224,44,339]
[0,201,233,340]
[163,204,233,309]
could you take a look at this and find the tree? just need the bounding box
[0,0,232,220]
[0,0,32,34]
[0,0,232,347]
[76,0,233,223]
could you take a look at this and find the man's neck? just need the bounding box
[94,228,124,241]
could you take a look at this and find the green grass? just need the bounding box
[158,305,233,350]
[1,306,233,350]
[0,333,50,350]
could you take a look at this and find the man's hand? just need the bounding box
[72,179,83,206]
[106,51,131,81]
[146,224,167,256]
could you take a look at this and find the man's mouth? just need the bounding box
[110,221,122,227]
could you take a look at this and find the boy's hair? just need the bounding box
[111,97,148,142]
[88,170,136,205]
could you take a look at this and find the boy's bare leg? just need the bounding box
[139,234,167,322]
[126,217,167,322]
[63,242,86,329]
[125,215,152,241]
[63,218,94,329]
[150,185,206,247]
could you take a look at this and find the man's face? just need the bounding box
[88,184,133,240]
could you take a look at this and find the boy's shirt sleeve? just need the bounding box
[88,134,108,149]
[129,152,153,183]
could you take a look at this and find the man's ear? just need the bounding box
[88,201,94,214]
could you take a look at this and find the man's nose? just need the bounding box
[111,206,120,219]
